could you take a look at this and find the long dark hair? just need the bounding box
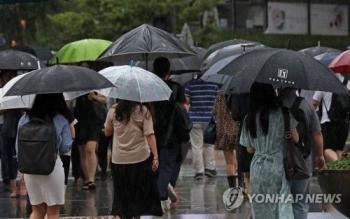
[115,99,154,124]
[245,82,280,138]
[28,93,70,121]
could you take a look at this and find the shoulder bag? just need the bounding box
[282,107,310,181]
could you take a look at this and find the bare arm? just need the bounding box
[104,127,113,137]
[312,99,320,109]
[312,130,325,171]
[246,146,255,153]
[89,92,107,105]
[291,127,299,144]
[146,133,159,171]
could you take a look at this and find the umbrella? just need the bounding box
[0,88,34,109]
[217,49,347,94]
[96,65,172,103]
[4,65,114,96]
[50,39,112,64]
[12,45,54,63]
[299,46,342,57]
[201,43,268,71]
[200,55,240,84]
[169,72,199,86]
[329,50,350,74]
[202,39,256,61]
[97,24,197,68]
[0,49,45,70]
[314,51,342,66]
[134,46,206,74]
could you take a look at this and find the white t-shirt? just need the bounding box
[313,73,350,124]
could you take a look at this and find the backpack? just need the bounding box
[17,118,57,175]
[171,102,193,143]
[227,93,250,121]
[290,97,312,159]
[327,78,350,122]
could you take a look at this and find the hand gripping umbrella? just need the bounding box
[4,65,114,96]
[217,49,347,94]
[97,24,197,69]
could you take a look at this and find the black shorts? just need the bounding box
[238,144,254,173]
[75,123,102,145]
[321,121,349,151]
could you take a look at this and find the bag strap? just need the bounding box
[282,107,296,167]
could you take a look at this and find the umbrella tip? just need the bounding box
[130,60,134,67]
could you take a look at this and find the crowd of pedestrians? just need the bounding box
[1,55,350,219]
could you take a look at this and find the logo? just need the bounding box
[222,186,244,210]
[277,68,288,79]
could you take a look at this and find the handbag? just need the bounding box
[203,114,216,144]
[282,107,310,181]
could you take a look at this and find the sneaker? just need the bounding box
[167,184,177,203]
[205,169,217,178]
[161,198,171,213]
[194,173,204,180]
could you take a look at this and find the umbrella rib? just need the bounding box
[131,68,142,103]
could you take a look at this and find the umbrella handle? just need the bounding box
[130,60,134,67]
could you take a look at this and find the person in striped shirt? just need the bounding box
[185,78,219,180]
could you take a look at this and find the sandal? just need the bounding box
[82,181,90,190]
[88,181,96,190]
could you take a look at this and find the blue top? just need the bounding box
[185,80,218,123]
[16,114,73,154]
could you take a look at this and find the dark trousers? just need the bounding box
[98,132,111,174]
[60,154,71,185]
[157,139,181,199]
[71,141,83,179]
[0,125,9,181]
[3,137,17,180]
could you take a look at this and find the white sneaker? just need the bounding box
[167,184,177,203]
[161,198,171,213]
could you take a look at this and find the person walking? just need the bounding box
[104,100,162,219]
[185,77,219,180]
[240,82,299,219]
[152,57,187,211]
[312,73,350,162]
[279,87,325,219]
[212,94,240,188]
[16,93,73,219]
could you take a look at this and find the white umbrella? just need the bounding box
[0,88,34,110]
[96,65,172,103]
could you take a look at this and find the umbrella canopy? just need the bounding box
[97,24,197,65]
[314,51,342,66]
[201,43,268,71]
[96,65,172,103]
[329,50,350,74]
[299,46,342,57]
[169,72,199,86]
[0,88,34,109]
[50,39,112,64]
[200,55,239,84]
[0,49,45,70]
[4,65,114,96]
[202,39,256,61]
[134,46,206,74]
[12,45,54,63]
[217,49,347,94]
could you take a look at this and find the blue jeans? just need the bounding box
[291,178,310,219]
[157,140,180,199]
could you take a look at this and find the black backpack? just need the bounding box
[327,78,350,122]
[17,118,57,175]
[290,97,312,159]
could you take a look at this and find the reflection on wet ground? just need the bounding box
[0,150,348,219]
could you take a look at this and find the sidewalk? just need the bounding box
[0,150,348,219]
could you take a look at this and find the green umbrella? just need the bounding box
[50,39,112,64]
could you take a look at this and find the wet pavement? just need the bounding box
[0,150,348,219]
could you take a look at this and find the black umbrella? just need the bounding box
[0,49,45,70]
[299,46,342,57]
[12,44,54,64]
[98,24,197,69]
[202,39,256,61]
[4,65,114,96]
[169,72,199,86]
[217,49,347,94]
[134,46,206,74]
[201,43,268,71]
